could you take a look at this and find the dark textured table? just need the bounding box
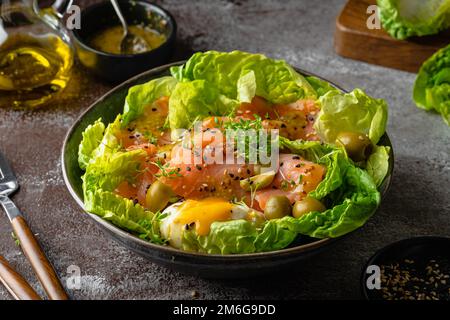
[0,0,449,300]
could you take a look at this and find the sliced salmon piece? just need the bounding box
[255,153,326,210]
[236,96,276,120]
[159,127,255,200]
[159,160,255,201]
[117,96,171,148]
[234,96,320,141]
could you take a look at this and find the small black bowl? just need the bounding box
[361,236,450,300]
[72,0,176,83]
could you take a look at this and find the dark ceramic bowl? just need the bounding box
[361,236,450,300]
[61,62,394,278]
[72,0,176,83]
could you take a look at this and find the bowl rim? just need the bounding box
[360,236,450,300]
[71,0,177,58]
[61,60,394,261]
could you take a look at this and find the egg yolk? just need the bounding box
[174,198,233,236]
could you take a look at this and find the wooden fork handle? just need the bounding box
[11,216,69,300]
[0,255,41,300]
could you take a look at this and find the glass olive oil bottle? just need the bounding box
[0,0,74,109]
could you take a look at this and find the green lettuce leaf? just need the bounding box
[122,76,177,126]
[181,220,258,254]
[306,76,339,97]
[413,44,450,125]
[84,189,164,243]
[366,146,391,187]
[314,89,388,145]
[83,149,146,194]
[80,116,164,242]
[171,50,316,104]
[78,118,105,170]
[168,80,238,130]
[378,0,450,40]
[280,137,337,162]
[82,146,163,241]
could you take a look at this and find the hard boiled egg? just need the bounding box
[160,198,264,249]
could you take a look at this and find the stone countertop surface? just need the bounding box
[0,0,449,300]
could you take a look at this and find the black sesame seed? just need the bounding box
[196,165,202,171]
[186,166,191,172]
[292,156,300,160]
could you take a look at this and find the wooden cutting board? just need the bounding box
[335,0,450,73]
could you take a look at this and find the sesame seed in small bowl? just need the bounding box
[361,236,450,301]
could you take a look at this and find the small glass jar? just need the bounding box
[0,0,74,108]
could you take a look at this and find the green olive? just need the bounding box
[246,210,266,226]
[292,197,326,218]
[336,132,373,162]
[240,170,276,191]
[264,195,292,220]
[145,180,174,212]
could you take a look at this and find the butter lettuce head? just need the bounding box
[174,141,380,254]
[378,0,450,39]
[314,89,388,145]
[413,44,450,125]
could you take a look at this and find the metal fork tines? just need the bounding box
[0,152,19,196]
[0,152,21,221]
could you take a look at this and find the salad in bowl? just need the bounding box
[77,51,390,254]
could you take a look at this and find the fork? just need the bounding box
[0,152,68,300]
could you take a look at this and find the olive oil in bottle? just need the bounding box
[0,33,73,108]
